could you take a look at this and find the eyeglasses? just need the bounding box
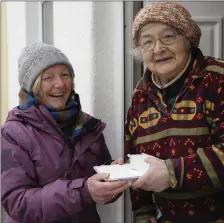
[140,31,180,51]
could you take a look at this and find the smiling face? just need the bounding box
[139,22,191,84]
[36,64,72,109]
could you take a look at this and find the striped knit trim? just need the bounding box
[165,158,184,189]
[179,157,185,188]
[197,148,222,188]
[165,159,177,188]
[206,65,224,75]
[135,127,209,145]
[212,145,224,166]
[125,134,132,141]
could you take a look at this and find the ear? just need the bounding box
[184,37,192,50]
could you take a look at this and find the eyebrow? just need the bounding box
[42,72,53,77]
[140,34,153,40]
[42,69,70,75]
[140,28,177,40]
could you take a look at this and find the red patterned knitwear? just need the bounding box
[125,48,224,223]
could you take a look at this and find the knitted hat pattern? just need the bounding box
[18,42,74,92]
[132,1,201,48]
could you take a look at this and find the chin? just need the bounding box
[56,105,66,109]
[47,103,65,109]
[158,67,175,75]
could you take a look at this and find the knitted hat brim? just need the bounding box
[20,53,74,92]
[132,2,201,48]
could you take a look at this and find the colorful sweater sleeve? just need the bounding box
[165,74,224,191]
[125,104,156,218]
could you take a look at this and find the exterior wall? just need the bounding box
[6,2,26,110]
[1,2,8,124]
[92,4,124,222]
[53,3,124,222]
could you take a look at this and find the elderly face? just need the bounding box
[38,64,72,109]
[139,22,191,83]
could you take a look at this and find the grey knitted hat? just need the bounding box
[18,42,74,92]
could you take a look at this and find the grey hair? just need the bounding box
[130,47,144,62]
[32,75,42,97]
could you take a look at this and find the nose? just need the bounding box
[153,39,165,53]
[54,76,65,88]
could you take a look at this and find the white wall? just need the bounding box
[53,2,124,222]
[6,2,26,110]
[53,2,94,115]
[92,3,124,223]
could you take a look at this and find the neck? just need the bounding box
[152,53,192,89]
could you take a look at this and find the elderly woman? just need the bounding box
[1,42,129,223]
[125,2,224,223]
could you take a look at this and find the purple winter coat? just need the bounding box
[1,105,112,223]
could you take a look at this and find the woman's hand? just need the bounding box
[111,157,124,165]
[87,173,129,204]
[132,156,170,192]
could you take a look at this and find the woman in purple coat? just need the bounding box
[1,42,128,223]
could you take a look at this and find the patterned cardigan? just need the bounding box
[125,48,224,223]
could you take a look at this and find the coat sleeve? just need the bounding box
[165,74,224,191]
[1,125,94,223]
[125,103,156,218]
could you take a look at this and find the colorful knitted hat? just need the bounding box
[18,42,74,92]
[132,1,201,48]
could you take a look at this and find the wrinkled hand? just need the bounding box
[87,173,129,204]
[111,157,124,165]
[132,156,170,192]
